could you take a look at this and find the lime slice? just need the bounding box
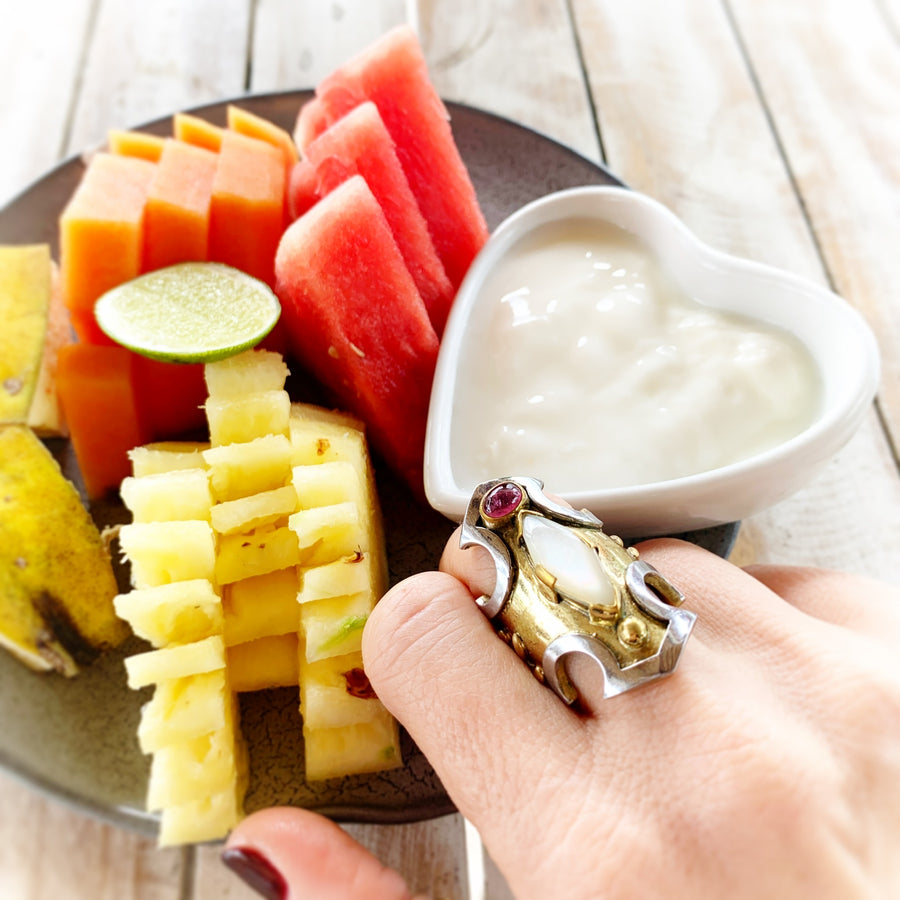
[95,262,281,363]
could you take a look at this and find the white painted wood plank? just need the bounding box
[250,0,408,90]
[728,0,900,472]
[0,0,93,204]
[571,0,825,276]
[66,0,251,154]
[0,771,182,900]
[417,0,600,161]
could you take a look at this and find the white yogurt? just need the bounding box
[451,217,821,491]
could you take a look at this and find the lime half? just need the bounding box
[95,262,281,363]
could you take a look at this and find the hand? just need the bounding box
[223,536,900,899]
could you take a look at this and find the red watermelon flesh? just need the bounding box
[297,25,488,290]
[275,175,439,493]
[293,96,330,149]
[287,159,320,219]
[290,101,455,336]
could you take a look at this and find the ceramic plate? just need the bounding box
[0,91,738,836]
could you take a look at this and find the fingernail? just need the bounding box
[221,846,287,900]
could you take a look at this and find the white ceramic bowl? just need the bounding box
[424,186,880,536]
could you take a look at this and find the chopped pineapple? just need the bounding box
[290,403,388,595]
[299,651,381,729]
[223,568,299,646]
[289,502,365,566]
[206,391,291,446]
[227,633,299,691]
[203,433,292,501]
[119,520,217,587]
[288,405,366,466]
[128,442,209,477]
[292,460,362,508]
[125,635,226,689]
[147,718,241,810]
[303,706,401,782]
[120,469,214,523]
[210,484,298,535]
[215,524,299,584]
[301,593,371,662]
[158,779,246,848]
[113,579,222,648]
[204,348,289,398]
[137,670,229,753]
[298,554,371,604]
[157,714,248,848]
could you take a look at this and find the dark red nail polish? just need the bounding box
[221,846,287,900]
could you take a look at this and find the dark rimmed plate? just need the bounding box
[0,91,738,836]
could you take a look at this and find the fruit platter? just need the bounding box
[0,28,743,843]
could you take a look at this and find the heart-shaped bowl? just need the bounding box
[424,185,880,537]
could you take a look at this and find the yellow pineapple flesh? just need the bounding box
[223,568,299,646]
[203,433,292,502]
[146,693,241,810]
[137,670,229,753]
[124,635,226,690]
[128,442,209,477]
[288,403,399,780]
[299,651,381,729]
[120,469,213,523]
[113,579,222,648]
[215,524,300,585]
[119,520,216,588]
[210,485,299,536]
[303,708,401,782]
[227,633,300,692]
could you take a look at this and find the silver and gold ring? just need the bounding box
[461,476,696,706]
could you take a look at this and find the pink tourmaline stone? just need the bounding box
[483,482,523,519]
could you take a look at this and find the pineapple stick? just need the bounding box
[289,404,401,781]
[113,579,223,647]
[116,404,247,847]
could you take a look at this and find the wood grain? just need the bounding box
[0,771,182,900]
[728,0,900,461]
[0,0,94,205]
[417,0,600,160]
[250,0,408,90]
[65,0,251,153]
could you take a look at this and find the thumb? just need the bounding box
[223,807,426,900]
[362,568,581,831]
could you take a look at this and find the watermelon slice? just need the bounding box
[275,175,439,494]
[287,160,320,220]
[293,97,330,150]
[289,101,454,335]
[294,25,488,290]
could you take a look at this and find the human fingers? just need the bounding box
[632,537,819,650]
[222,807,426,900]
[362,570,585,832]
[745,564,900,633]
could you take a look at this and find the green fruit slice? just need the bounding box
[95,262,281,363]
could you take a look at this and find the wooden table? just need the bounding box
[2,1,899,897]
